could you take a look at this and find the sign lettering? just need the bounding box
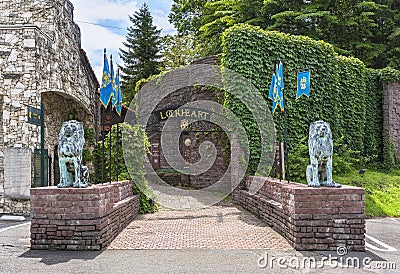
[158,107,211,121]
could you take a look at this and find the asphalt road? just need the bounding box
[0,217,398,273]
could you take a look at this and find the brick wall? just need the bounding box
[30,181,139,250]
[233,176,365,251]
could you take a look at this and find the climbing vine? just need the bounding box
[221,24,388,172]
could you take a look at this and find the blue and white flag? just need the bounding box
[110,56,117,108]
[114,69,122,116]
[269,72,283,114]
[274,62,285,112]
[276,61,284,91]
[100,49,113,108]
[296,71,311,99]
[269,73,276,100]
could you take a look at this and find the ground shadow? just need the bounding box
[19,249,103,265]
[138,200,270,228]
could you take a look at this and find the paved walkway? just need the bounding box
[0,215,399,273]
[109,205,293,250]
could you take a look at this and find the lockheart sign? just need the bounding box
[157,107,212,122]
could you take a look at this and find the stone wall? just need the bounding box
[0,94,3,213]
[383,82,400,158]
[0,0,99,213]
[30,181,139,251]
[233,176,366,251]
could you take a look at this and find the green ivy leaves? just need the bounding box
[222,24,386,173]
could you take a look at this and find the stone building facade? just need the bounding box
[0,0,99,214]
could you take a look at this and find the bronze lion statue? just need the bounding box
[57,120,90,188]
[306,120,341,188]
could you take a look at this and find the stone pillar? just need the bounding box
[383,82,400,158]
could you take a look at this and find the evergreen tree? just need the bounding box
[119,3,161,104]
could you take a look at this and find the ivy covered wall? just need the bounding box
[221,24,390,170]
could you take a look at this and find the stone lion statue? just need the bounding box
[57,120,90,188]
[306,120,341,188]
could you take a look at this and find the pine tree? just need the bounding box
[119,3,161,104]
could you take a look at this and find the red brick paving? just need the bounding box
[109,206,293,250]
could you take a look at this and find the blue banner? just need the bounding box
[297,71,311,99]
[110,56,117,108]
[99,50,113,108]
[114,70,122,116]
[275,62,285,111]
[269,73,276,100]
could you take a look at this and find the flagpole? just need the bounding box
[102,107,105,184]
[116,122,119,182]
[101,49,106,184]
[278,110,282,181]
[109,107,112,184]
[277,61,287,182]
[115,68,120,182]
[277,62,283,181]
[283,96,290,183]
[109,55,114,184]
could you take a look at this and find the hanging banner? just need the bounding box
[296,70,311,99]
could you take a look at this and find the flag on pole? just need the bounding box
[296,70,311,99]
[276,61,284,90]
[115,69,122,116]
[275,61,285,111]
[269,62,285,113]
[269,73,279,113]
[110,55,117,108]
[269,73,276,100]
[100,49,113,108]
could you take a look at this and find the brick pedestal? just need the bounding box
[30,181,139,251]
[233,176,365,251]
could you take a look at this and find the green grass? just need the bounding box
[335,170,400,217]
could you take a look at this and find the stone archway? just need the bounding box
[145,85,231,190]
[41,91,96,186]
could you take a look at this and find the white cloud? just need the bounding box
[69,0,175,81]
[79,24,125,81]
[71,0,138,25]
[153,10,175,34]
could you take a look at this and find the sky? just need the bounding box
[69,0,175,82]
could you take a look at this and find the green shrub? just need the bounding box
[336,171,400,217]
[93,123,158,213]
[288,136,360,184]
